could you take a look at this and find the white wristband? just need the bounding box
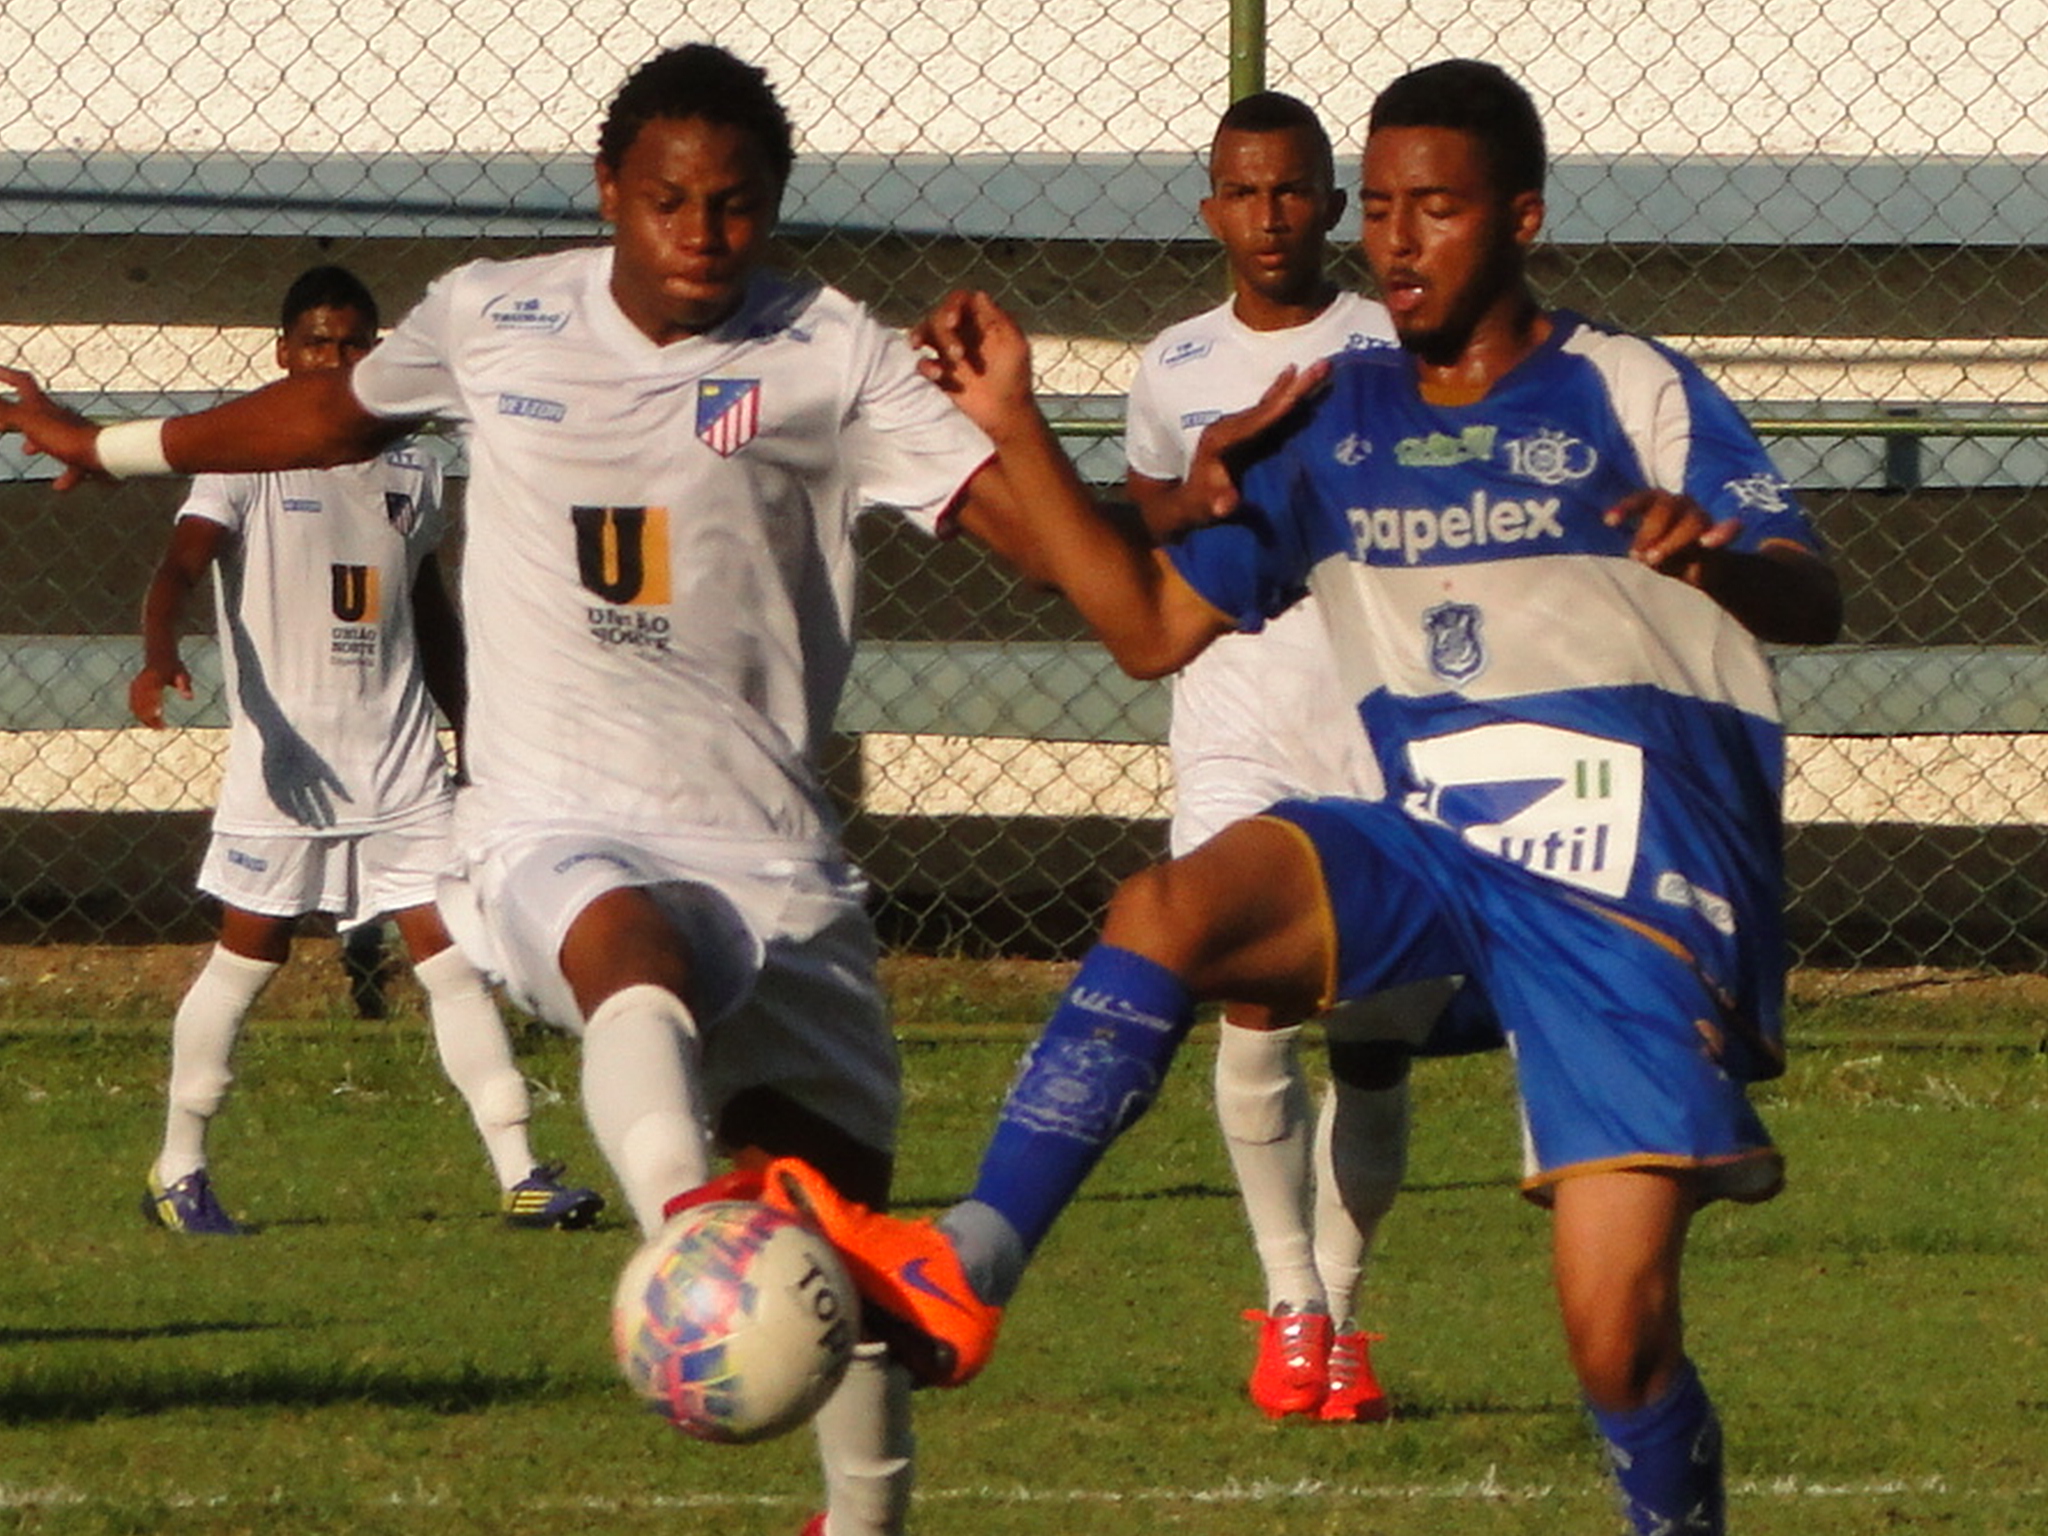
[96,419,173,479]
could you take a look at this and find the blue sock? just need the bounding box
[1589,1358,1725,1536]
[963,945,1194,1258]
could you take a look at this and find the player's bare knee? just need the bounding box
[1099,863,1196,957]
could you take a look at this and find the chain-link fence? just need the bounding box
[4,1,2046,966]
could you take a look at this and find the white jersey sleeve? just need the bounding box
[841,315,993,529]
[1131,294,1400,848]
[1123,343,1188,483]
[175,472,256,534]
[352,275,469,425]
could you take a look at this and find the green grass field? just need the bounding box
[2,955,2046,1534]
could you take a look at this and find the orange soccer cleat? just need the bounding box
[755,1155,1003,1389]
[1319,1327,1391,1423]
[1244,1304,1332,1419]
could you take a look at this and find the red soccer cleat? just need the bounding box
[1319,1327,1391,1423]
[1244,1305,1331,1419]
[757,1155,1002,1389]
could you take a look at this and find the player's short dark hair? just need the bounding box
[598,43,795,187]
[1213,90,1336,185]
[280,265,378,335]
[1369,60,1546,196]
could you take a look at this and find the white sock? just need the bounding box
[580,984,711,1236]
[1213,1020,1322,1311]
[412,945,537,1190]
[811,1341,914,1536]
[157,945,278,1184]
[1312,1074,1410,1326]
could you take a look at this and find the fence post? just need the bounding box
[1229,0,1266,100]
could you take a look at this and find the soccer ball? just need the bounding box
[612,1199,858,1443]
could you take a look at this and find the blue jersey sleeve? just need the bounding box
[1661,346,1823,557]
[1164,437,1320,632]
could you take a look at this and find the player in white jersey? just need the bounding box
[715,60,1840,1536]
[0,49,1113,1536]
[128,267,601,1237]
[1127,90,1436,1424]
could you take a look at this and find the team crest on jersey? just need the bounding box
[696,378,761,457]
[1422,601,1486,683]
[384,491,420,537]
[1503,427,1597,486]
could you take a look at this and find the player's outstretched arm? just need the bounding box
[1,366,414,485]
[1129,363,1331,543]
[919,289,1233,679]
[1606,489,1842,645]
[129,517,227,729]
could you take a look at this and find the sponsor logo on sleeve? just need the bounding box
[1404,721,1643,898]
[496,393,567,424]
[1161,338,1214,369]
[1179,408,1224,432]
[1724,472,1792,513]
[482,294,571,334]
[695,378,761,457]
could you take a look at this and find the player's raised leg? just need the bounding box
[558,887,714,1236]
[144,905,294,1235]
[769,814,1338,1387]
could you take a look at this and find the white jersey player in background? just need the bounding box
[1125,91,1452,1423]
[129,266,602,1236]
[2,49,1113,1536]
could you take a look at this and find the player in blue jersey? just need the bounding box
[744,59,1840,1536]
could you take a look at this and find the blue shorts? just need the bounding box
[1262,798,1783,1205]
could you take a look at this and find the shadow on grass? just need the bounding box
[0,1358,562,1421]
[0,1320,279,1345]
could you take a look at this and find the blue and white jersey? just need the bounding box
[1169,311,1820,1067]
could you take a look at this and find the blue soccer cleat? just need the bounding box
[501,1163,605,1229]
[142,1167,244,1236]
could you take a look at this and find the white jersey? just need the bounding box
[351,247,992,857]
[1125,292,1398,853]
[180,447,452,836]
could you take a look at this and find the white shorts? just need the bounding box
[437,821,898,1155]
[198,812,454,931]
[1169,598,1385,857]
